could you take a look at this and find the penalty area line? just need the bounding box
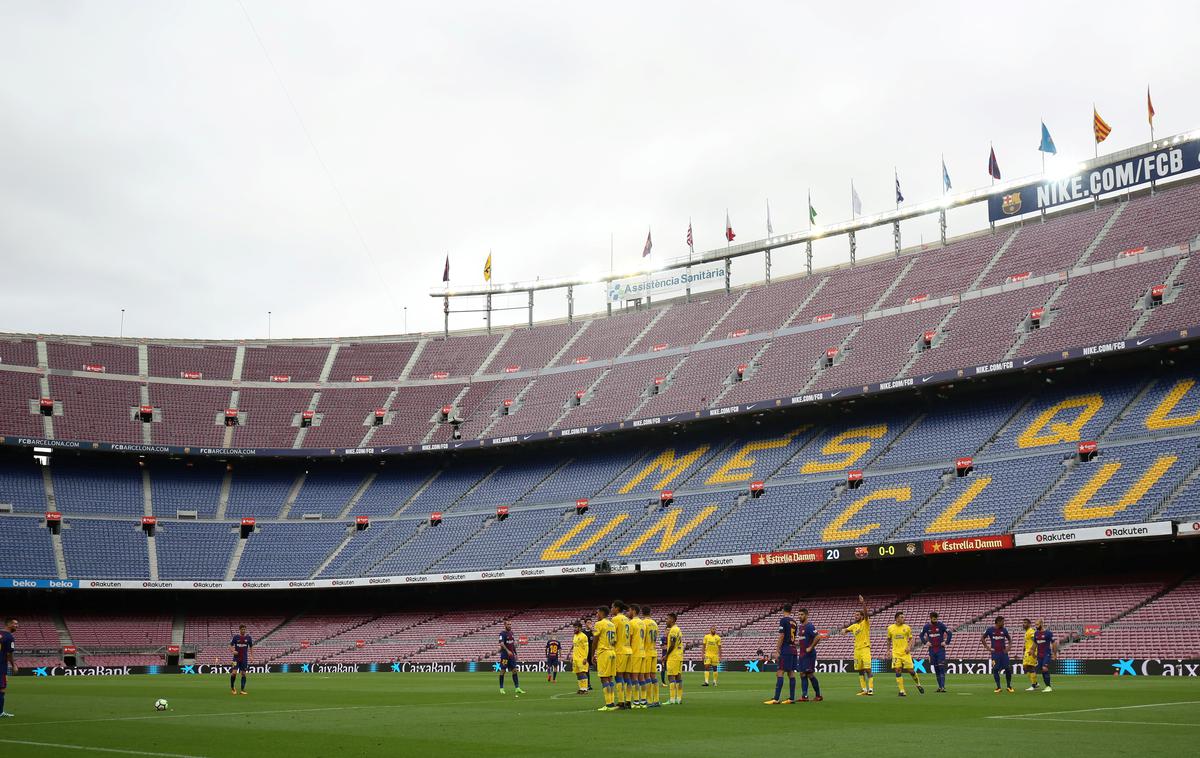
[0,738,208,758]
[986,699,1200,721]
[992,716,1200,727]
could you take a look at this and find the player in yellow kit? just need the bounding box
[841,595,874,695]
[886,611,924,696]
[628,604,646,708]
[1021,619,1039,690]
[571,621,590,695]
[702,627,721,686]
[664,612,684,705]
[641,605,661,708]
[611,600,632,710]
[592,607,617,711]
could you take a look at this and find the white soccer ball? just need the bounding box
[154,699,169,711]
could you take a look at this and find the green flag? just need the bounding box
[808,191,817,225]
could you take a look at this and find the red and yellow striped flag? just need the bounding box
[1093,107,1112,144]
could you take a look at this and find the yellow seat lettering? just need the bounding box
[821,487,911,543]
[540,514,629,561]
[799,425,888,474]
[1063,455,1177,520]
[1016,394,1104,449]
[1145,379,1200,430]
[619,506,719,555]
[705,427,810,486]
[618,446,711,494]
[926,477,995,534]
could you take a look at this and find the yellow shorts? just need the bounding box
[596,651,616,678]
[616,653,632,673]
[1023,656,1038,668]
[573,656,588,673]
[703,655,719,667]
[666,656,683,677]
[854,649,872,671]
[892,654,913,671]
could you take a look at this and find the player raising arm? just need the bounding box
[841,595,873,696]
[920,612,953,692]
[982,616,1014,693]
[664,613,684,705]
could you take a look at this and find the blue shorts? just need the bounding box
[233,660,248,672]
[499,657,517,672]
[991,653,1011,670]
[928,649,946,666]
[778,652,798,673]
[1037,654,1052,671]
[798,653,816,673]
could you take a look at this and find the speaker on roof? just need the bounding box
[138,405,154,423]
[1077,440,1098,463]
[300,409,315,428]
[430,511,443,526]
[141,516,156,536]
[1150,284,1166,307]
[39,397,54,417]
[45,511,62,535]
[575,498,589,515]
[373,408,387,426]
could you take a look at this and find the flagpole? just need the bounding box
[1093,104,1098,159]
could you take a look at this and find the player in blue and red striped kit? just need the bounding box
[0,617,17,718]
[1033,620,1057,693]
[230,624,253,695]
[498,621,524,695]
[981,616,1014,693]
[764,603,798,704]
[920,611,953,692]
[545,637,561,683]
[796,608,823,702]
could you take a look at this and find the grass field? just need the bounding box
[1,672,1197,757]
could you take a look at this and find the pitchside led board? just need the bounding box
[987,139,1200,222]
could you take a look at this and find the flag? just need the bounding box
[851,181,862,217]
[442,254,449,282]
[766,200,774,236]
[894,171,905,205]
[483,251,492,282]
[988,146,1002,181]
[942,157,952,192]
[1147,86,1156,127]
[725,211,735,242]
[808,192,817,225]
[642,228,653,258]
[1039,121,1057,155]
[686,221,694,253]
[1093,107,1112,144]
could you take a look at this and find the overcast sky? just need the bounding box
[2,0,1198,341]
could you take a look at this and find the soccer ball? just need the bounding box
[154,699,168,711]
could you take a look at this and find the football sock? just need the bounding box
[858,673,867,691]
[1005,669,1012,687]
[868,675,875,691]
[240,674,246,691]
[499,674,505,689]
[512,673,520,688]
[1028,672,1037,686]
[713,671,718,684]
[704,671,710,684]
[604,683,614,706]
[0,693,5,712]
[773,677,784,701]
[587,671,592,689]
[788,677,796,701]
[910,673,919,688]
[993,669,1002,688]
[896,673,906,694]
[230,674,236,690]
[809,675,821,697]
[1043,671,1052,687]
[801,677,809,698]
[936,668,946,689]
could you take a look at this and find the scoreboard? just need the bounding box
[750,535,1014,567]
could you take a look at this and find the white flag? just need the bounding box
[851,181,863,217]
[766,199,774,235]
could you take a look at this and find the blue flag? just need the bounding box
[942,158,952,192]
[1039,121,1057,155]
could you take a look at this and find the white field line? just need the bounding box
[0,738,208,757]
[985,699,1200,720]
[993,717,1200,727]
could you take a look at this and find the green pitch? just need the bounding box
[1,673,1197,757]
